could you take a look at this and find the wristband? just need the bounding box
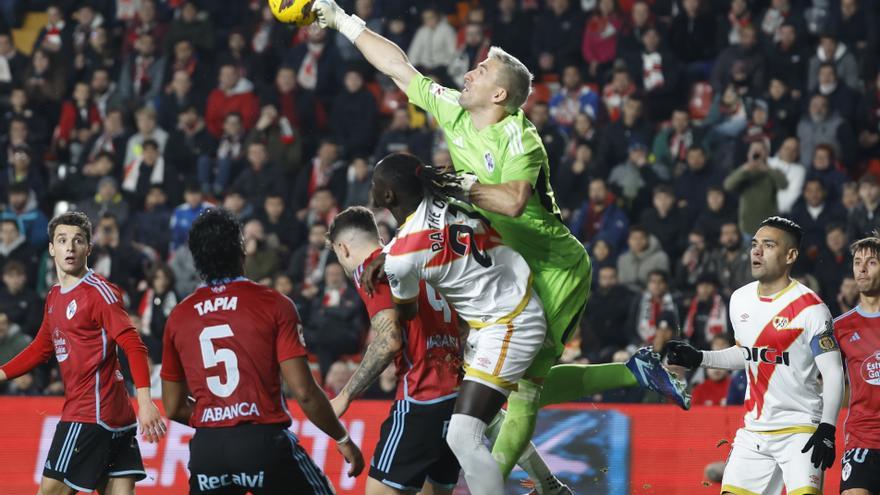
[335,432,350,445]
[337,13,366,43]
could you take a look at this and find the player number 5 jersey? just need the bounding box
[383,195,539,328]
[729,281,837,432]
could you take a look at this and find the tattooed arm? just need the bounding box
[330,308,404,417]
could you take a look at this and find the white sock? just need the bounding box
[446,414,504,495]
[485,409,564,495]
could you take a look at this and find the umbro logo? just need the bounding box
[740,313,749,322]
[850,332,861,342]
[452,136,464,148]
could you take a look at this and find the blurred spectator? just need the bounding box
[231,141,286,207]
[527,102,566,172]
[555,142,598,219]
[304,262,365,377]
[3,89,49,146]
[301,188,339,229]
[710,24,765,96]
[690,335,733,406]
[406,7,457,73]
[162,39,211,98]
[218,30,259,87]
[590,237,617,272]
[267,65,327,149]
[344,157,372,208]
[707,222,752,299]
[256,192,303,255]
[669,0,716,79]
[814,224,852,304]
[168,245,198,297]
[834,276,859,316]
[130,186,172,260]
[448,22,491,85]
[757,0,805,44]
[812,63,858,123]
[581,0,623,82]
[136,264,177,364]
[608,139,664,216]
[640,184,687,260]
[88,213,145,296]
[601,62,637,123]
[532,0,585,74]
[292,140,346,212]
[122,0,166,57]
[0,217,37,284]
[53,81,100,157]
[830,0,870,56]
[323,360,356,397]
[807,32,859,92]
[842,181,861,214]
[287,223,331,305]
[705,84,748,172]
[617,226,670,290]
[598,96,653,174]
[330,68,377,158]
[123,106,169,172]
[205,63,260,138]
[847,174,880,241]
[80,176,130,228]
[767,24,807,97]
[157,69,202,131]
[766,79,800,140]
[797,94,855,172]
[243,219,281,282]
[490,0,531,64]
[80,108,127,175]
[0,260,41,335]
[3,182,48,250]
[856,73,880,162]
[165,105,213,184]
[724,140,787,235]
[653,109,705,176]
[374,107,432,162]
[118,33,167,108]
[80,26,116,82]
[617,1,654,61]
[169,183,212,253]
[767,136,806,214]
[673,146,723,214]
[549,64,600,132]
[682,273,727,351]
[121,139,177,208]
[246,103,302,179]
[285,24,345,104]
[197,112,244,196]
[24,49,65,123]
[737,100,775,160]
[163,1,214,54]
[3,145,45,204]
[221,189,254,222]
[580,265,635,363]
[0,311,30,394]
[624,27,681,123]
[806,144,848,203]
[570,177,630,252]
[675,229,713,292]
[626,269,679,350]
[33,5,72,55]
[789,179,847,260]
[0,32,27,92]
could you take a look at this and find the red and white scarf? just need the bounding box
[683,294,727,343]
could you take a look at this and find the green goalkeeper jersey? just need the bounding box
[406,75,586,270]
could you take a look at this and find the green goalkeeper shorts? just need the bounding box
[523,252,592,380]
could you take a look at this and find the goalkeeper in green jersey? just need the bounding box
[311,1,691,492]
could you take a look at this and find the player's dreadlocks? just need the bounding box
[373,152,464,202]
[188,208,245,283]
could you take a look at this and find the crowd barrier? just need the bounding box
[0,398,846,494]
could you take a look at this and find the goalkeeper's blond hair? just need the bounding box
[488,46,533,114]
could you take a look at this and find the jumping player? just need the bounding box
[834,234,880,495]
[311,2,689,484]
[0,211,166,495]
[667,217,845,495]
[160,208,364,494]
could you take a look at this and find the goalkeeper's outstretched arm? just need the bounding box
[314,0,419,91]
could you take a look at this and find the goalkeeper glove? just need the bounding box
[314,0,365,42]
[664,340,703,369]
[801,422,836,470]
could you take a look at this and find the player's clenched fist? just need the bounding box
[664,340,703,369]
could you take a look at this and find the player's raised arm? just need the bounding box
[313,0,419,92]
[280,357,365,477]
[332,308,403,417]
[666,340,747,370]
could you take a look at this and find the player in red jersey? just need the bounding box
[327,206,574,495]
[0,211,165,495]
[834,235,880,495]
[160,208,363,495]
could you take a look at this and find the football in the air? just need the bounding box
[268,0,317,26]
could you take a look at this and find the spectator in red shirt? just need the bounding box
[204,63,260,138]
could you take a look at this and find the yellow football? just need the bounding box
[268,0,317,26]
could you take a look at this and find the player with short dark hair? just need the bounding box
[0,211,166,495]
[667,216,845,495]
[160,208,364,495]
[833,233,880,495]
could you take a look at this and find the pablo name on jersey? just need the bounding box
[200,401,259,423]
[194,296,238,316]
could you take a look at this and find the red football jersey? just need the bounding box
[28,271,139,429]
[161,279,307,428]
[354,249,461,403]
[834,306,880,449]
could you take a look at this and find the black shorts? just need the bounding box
[840,447,880,493]
[43,421,145,492]
[369,398,461,492]
[189,423,335,495]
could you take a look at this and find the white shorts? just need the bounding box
[462,290,546,396]
[721,428,823,495]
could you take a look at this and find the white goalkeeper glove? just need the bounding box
[313,0,365,43]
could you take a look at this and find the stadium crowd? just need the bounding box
[0,0,879,408]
